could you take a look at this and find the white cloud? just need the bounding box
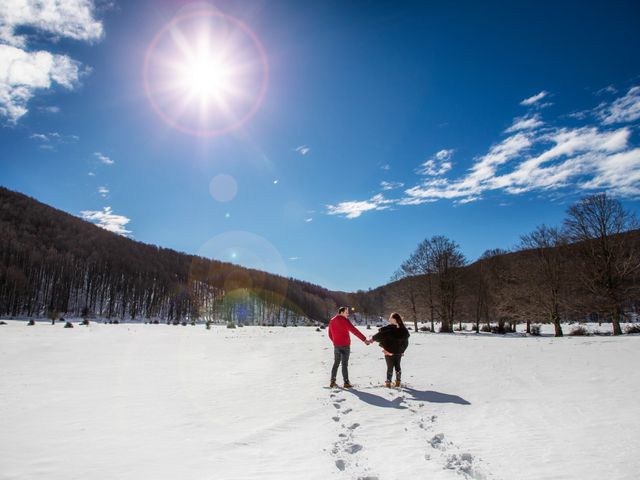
[505,114,544,133]
[456,196,481,205]
[0,44,85,122]
[88,172,95,176]
[417,149,454,175]
[325,88,640,219]
[295,145,310,155]
[288,256,301,261]
[490,127,630,194]
[597,86,640,125]
[0,0,103,123]
[98,186,109,198]
[405,127,630,203]
[326,193,393,219]
[29,130,76,143]
[579,148,640,196]
[380,164,391,171]
[380,180,404,190]
[304,217,313,222]
[596,85,618,96]
[520,90,548,106]
[80,206,131,236]
[39,105,59,113]
[0,0,103,48]
[94,151,114,165]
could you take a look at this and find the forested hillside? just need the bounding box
[0,187,348,323]
[353,194,640,336]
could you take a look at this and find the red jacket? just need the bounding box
[328,315,367,346]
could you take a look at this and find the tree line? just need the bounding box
[0,187,348,324]
[353,194,640,336]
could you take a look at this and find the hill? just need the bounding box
[0,186,349,323]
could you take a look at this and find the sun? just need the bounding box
[143,10,268,136]
[176,52,235,105]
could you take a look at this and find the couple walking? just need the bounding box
[327,307,410,388]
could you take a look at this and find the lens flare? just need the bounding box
[143,10,268,136]
[209,174,237,202]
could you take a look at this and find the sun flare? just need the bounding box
[177,53,235,105]
[143,10,268,136]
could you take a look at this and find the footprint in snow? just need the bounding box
[343,408,352,414]
[344,443,363,454]
[348,422,360,430]
[332,416,340,422]
[429,433,446,449]
[445,452,476,477]
[333,403,341,409]
[335,459,346,471]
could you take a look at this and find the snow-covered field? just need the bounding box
[1,320,639,480]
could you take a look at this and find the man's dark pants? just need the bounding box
[331,345,351,383]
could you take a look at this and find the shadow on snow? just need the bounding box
[344,386,470,409]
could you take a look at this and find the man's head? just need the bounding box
[338,306,349,317]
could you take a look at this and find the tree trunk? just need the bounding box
[612,308,622,335]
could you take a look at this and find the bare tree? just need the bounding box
[478,249,517,333]
[402,240,437,331]
[391,263,421,332]
[564,193,640,335]
[403,236,466,333]
[520,225,568,337]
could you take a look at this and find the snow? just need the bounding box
[1,320,639,480]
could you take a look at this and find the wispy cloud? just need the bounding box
[98,186,109,198]
[80,206,131,236]
[295,145,311,155]
[417,149,454,176]
[38,105,60,113]
[380,164,391,171]
[304,217,313,223]
[94,151,114,165]
[380,180,404,191]
[520,90,548,106]
[596,85,618,96]
[327,193,393,219]
[30,133,49,141]
[505,114,544,133]
[29,131,78,144]
[325,87,640,218]
[597,86,640,125]
[288,256,301,261]
[0,0,103,123]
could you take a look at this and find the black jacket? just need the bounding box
[372,325,410,354]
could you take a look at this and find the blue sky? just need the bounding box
[1,0,640,292]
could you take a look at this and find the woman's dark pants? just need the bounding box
[331,346,351,383]
[385,354,402,382]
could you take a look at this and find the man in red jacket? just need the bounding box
[328,306,370,388]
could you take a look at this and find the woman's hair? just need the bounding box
[338,306,349,314]
[390,312,406,330]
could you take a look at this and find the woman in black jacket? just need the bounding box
[371,312,410,388]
